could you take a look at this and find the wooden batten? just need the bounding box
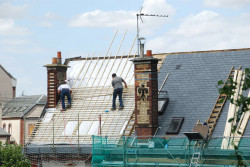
[221,70,245,149]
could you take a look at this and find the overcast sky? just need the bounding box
[1,0,250,96]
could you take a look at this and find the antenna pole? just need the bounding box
[136,10,168,57]
[136,14,139,57]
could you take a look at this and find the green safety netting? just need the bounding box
[92,136,250,167]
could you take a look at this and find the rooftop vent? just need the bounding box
[176,65,181,70]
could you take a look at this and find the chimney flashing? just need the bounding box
[43,64,70,68]
[131,57,159,64]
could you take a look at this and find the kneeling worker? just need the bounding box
[111,73,127,110]
[58,80,72,111]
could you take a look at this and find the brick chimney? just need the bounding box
[44,52,69,108]
[131,50,159,137]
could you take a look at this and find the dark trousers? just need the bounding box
[61,89,71,110]
[112,88,123,108]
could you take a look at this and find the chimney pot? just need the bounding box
[57,52,61,58]
[146,50,152,57]
[52,57,57,64]
[57,51,62,64]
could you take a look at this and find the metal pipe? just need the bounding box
[158,73,169,94]
[140,43,144,58]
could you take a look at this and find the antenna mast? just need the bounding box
[136,8,168,56]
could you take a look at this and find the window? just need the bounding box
[158,98,169,115]
[166,117,184,134]
[3,123,6,131]
[8,123,12,134]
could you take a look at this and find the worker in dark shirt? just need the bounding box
[111,73,127,110]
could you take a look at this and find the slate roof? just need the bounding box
[2,95,47,118]
[0,127,10,136]
[157,48,250,138]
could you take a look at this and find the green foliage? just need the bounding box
[228,118,234,123]
[218,68,250,167]
[0,142,30,167]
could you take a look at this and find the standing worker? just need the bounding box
[58,80,72,111]
[111,73,127,110]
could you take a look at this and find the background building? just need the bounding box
[0,64,16,107]
[1,95,47,145]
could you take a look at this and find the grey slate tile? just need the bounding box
[157,49,250,138]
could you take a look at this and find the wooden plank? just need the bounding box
[221,70,244,149]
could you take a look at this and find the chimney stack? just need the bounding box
[131,50,159,138]
[44,52,69,108]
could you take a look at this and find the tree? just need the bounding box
[0,142,30,167]
[218,68,250,167]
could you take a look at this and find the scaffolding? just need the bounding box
[92,135,250,167]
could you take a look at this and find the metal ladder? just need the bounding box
[190,140,204,167]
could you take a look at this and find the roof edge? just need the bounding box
[0,64,16,80]
[153,47,250,56]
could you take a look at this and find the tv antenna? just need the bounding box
[136,7,168,56]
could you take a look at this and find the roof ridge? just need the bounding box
[153,47,250,56]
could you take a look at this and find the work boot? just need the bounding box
[111,108,116,111]
[119,106,124,110]
[67,104,71,108]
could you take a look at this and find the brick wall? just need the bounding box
[46,67,67,108]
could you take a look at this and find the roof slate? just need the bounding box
[0,127,10,136]
[2,95,47,118]
[157,48,250,138]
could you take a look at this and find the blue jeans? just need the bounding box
[61,89,71,110]
[112,88,123,108]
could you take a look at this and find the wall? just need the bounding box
[0,104,2,126]
[0,136,7,144]
[1,119,20,144]
[24,105,45,143]
[24,119,38,143]
[0,67,15,106]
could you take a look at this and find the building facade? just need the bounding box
[0,64,16,107]
[1,95,47,145]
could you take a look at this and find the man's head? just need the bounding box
[112,73,116,78]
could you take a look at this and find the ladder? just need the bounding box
[207,67,236,138]
[123,110,135,136]
[190,140,204,167]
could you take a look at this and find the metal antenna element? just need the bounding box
[136,7,168,56]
